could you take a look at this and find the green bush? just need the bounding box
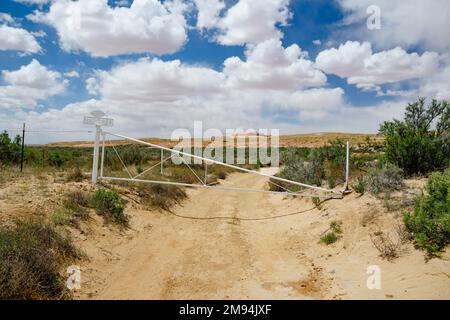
[404,169,450,256]
[320,232,339,245]
[93,189,128,225]
[352,177,367,194]
[48,152,68,167]
[320,221,343,245]
[278,149,325,187]
[365,163,404,195]
[279,148,309,166]
[0,131,21,165]
[277,141,351,190]
[379,98,450,176]
[312,197,321,207]
[0,218,81,299]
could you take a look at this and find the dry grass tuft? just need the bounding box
[136,184,187,212]
[0,218,82,300]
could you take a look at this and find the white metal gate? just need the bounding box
[84,112,348,200]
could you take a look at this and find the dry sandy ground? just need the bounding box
[68,169,450,300]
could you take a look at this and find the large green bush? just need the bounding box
[0,131,22,165]
[379,98,450,176]
[404,169,450,256]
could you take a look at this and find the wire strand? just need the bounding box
[163,198,333,221]
[1,129,93,133]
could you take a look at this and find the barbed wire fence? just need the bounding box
[1,123,94,172]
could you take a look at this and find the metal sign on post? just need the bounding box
[83,110,113,185]
[83,116,114,127]
[83,110,114,127]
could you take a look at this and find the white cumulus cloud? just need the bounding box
[194,0,291,46]
[194,0,225,30]
[224,39,326,90]
[0,24,42,53]
[28,0,188,57]
[336,0,450,51]
[315,41,439,92]
[0,59,65,110]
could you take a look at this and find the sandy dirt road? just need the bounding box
[76,169,450,300]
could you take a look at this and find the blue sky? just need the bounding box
[0,0,448,142]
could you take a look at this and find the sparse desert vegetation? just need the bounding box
[0,218,82,300]
[404,169,450,257]
[92,189,128,226]
[320,221,343,245]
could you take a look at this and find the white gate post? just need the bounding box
[83,111,114,185]
[100,132,106,179]
[92,125,101,184]
[343,141,350,193]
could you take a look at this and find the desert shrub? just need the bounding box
[105,151,123,171]
[93,189,128,225]
[0,131,21,165]
[394,223,412,244]
[215,170,227,180]
[352,177,367,194]
[360,209,377,227]
[137,184,187,212]
[382,192,400,212]
[320,221,343,245]
[64,191,90,211]
[48,152,68,167]
[404,169,450,256]
[53,191,91,227]
[121,145,144,165]
[66,167,84,182]
[327,176,336,189]
[379,97,450,176]
[370,232,403,261]
[312,197,321,207]
[278,161,320,187]
[51,209,75,227]
[278,141,353,189]
[278,150,325,187]
[279,148,309,166]
[320,232,339,245]
[169,166,200,184]
[365,163,404,195]
[206,164,235,181]
[0,218,81,299]
[322,139,347,168]
[330,221,342,234]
